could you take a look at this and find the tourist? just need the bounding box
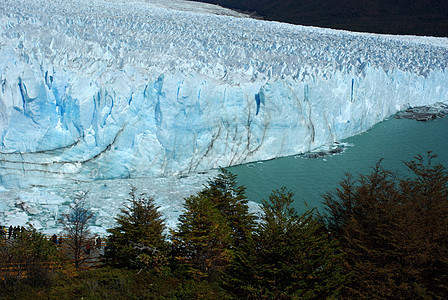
[51,234,58,244]
[96,236,102,249]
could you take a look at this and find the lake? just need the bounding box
[228,116,448,213]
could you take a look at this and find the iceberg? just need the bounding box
[0,0,447,190]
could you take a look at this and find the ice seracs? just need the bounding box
[0,0,447,188]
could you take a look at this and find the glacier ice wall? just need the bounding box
[0,0,447,188]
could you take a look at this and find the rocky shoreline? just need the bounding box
[394,102,448,122]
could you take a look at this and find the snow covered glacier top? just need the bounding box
[0,0,447,188]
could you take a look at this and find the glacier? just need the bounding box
[1,0,447,188]
[0,0,447,233]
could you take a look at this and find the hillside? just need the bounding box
[191,0,448,37]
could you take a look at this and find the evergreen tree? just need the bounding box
[171,169,256,280]
[171,192,232,280]
[324,153,448,298]
[200,168,256,246]
[325,162,403,298]
[104,187,167,272]
[398,153,448,297]
[226,187,349,299]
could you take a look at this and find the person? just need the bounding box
[12,226,18,238]
[8,225,13,239]
[96,236,102,249]
[86,243,91,255]
[51,234,57,244]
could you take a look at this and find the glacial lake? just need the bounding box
[228,116,448,214]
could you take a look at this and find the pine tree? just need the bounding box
[398,153,448,297]
[325,162,403,298]
[226,187,349,299]
[104,187,167,272]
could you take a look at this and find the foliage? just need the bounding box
[59,191,94,269]
[104,187,168,272]
[226,187,349,299]
[324,152,448,298]
[171,189,232,280]
[3,153,448,299]
[201,168,257,246]
[0,267,232,300]
[0,225,63,292]
[171,169,256,280]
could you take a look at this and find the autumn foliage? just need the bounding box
[324,152,448,298]
[2,153,447,298]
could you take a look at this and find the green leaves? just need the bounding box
[104,187,168,272]
[0,225,62,288]
[227,187,349,299]
[171,169,255,281]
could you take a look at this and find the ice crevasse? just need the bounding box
[0,0,447,188]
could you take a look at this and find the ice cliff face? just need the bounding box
[0,0,447,188]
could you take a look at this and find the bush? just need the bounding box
[0,225,63,294]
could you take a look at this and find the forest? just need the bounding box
[192,0,448,37]
[1,152,447,299]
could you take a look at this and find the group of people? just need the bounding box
[86,236,103,254]
[0,225,25,239]
[50,234,63,245]
[1,227,103,253]
[50,235,103,252]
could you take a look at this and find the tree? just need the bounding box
[200,168,256,247]
[324,153,448,298]
[104,187,168,273]
[0,225,62,290]
[171,169,256,280]
[59,191,94,269]
[398,153,448,297]
[171,192,232,280]
[325,161,403,298]
[226,187,349,299]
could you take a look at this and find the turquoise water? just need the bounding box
[228,117,448,213]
